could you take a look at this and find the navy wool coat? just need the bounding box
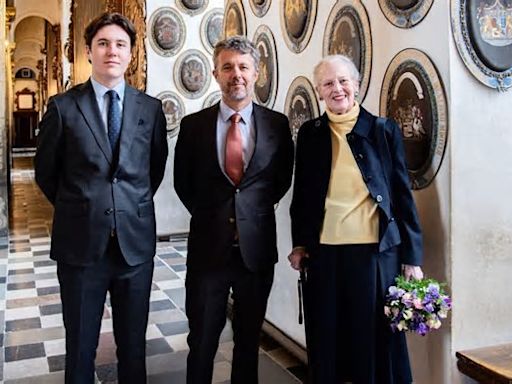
[290,106,423,292]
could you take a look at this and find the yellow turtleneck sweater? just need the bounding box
[320,102,379,245]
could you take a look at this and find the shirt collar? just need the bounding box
[219,100,253,124]
[90,77,125,103]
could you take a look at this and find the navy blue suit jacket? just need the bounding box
[290,106,423,267]
[35,80,168,266]
[174,102,294,272]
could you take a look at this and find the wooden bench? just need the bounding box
[456,343,512,383]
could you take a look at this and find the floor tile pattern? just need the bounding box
[2,157,305,383]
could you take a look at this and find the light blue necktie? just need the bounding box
[107,90,121,152]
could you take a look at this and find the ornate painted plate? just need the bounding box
[380,49,448,190]
[284,76,320,142]
[249,0,272,17]
[323,0,372,101]
[378,0,434,28]
[156,91,186,139]
[253,25,278,108]
[224,0,247,38]
[451,0,512,90]
[174,49,212,99]
[148,7,186,57]
[280,0,318,53]
[176,0,209,16]
[200,8,224,54]
[202,91,222,108]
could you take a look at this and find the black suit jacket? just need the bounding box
[35,80,168,266]
[174,102,294,272]
[290,106,423,267]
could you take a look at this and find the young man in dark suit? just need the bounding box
[174,36,294,384]
[34,12,168,384]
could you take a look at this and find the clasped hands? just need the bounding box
[288,247,423,281]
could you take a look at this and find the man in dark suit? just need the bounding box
[34,13,168,384]
[174,36,294,384]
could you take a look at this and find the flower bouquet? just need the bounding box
[384,276,452,336]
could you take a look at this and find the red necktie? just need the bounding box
[225,113,244,185]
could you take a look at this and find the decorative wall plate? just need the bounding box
[451,0,512,90]
[224,0,247,38]
[378,0,434,28]
[174,50,212,99]
[249,0,272,17]
[148,7,186,57]
[253,25,278,108]
[280,0,318,53]
[200,8,224,54]
[380,49,448,190]
[203,91,222,108]
[284,76,320,142]
[176,0,209,16]
[323,0,372,101]
[156,91,185,139]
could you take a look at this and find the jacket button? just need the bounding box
[235,188,240,193]
[229,217,235,224]
[358,153,364,159]
[104,208,113,215]
[376,195,383,203]
[389,217,395,222]
[112,178,118,184]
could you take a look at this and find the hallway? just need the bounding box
[0,156,305,383]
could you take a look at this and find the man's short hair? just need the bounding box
[213,35,260,69]
[84,12,136,49]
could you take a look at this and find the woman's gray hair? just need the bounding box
[313,55,360,87]
[213,35,260,69]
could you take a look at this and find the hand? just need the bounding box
[288,247,308,271]
[402,264,423,281]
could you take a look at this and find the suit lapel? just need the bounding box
[241,104,274,184]
[75,81,113,164]
[117,86,142,168]
[204,104,230,183]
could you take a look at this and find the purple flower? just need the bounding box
[424,303,434,313]
[415,322,429,336]
[388,286,405,299]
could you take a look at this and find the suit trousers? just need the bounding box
[57,236,154,384]
[185,246,274,384]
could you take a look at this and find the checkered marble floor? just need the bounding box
[1,156,306,383]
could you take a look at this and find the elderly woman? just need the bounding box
[288,54,424,384]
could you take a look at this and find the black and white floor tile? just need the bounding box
[1,157,306,383]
